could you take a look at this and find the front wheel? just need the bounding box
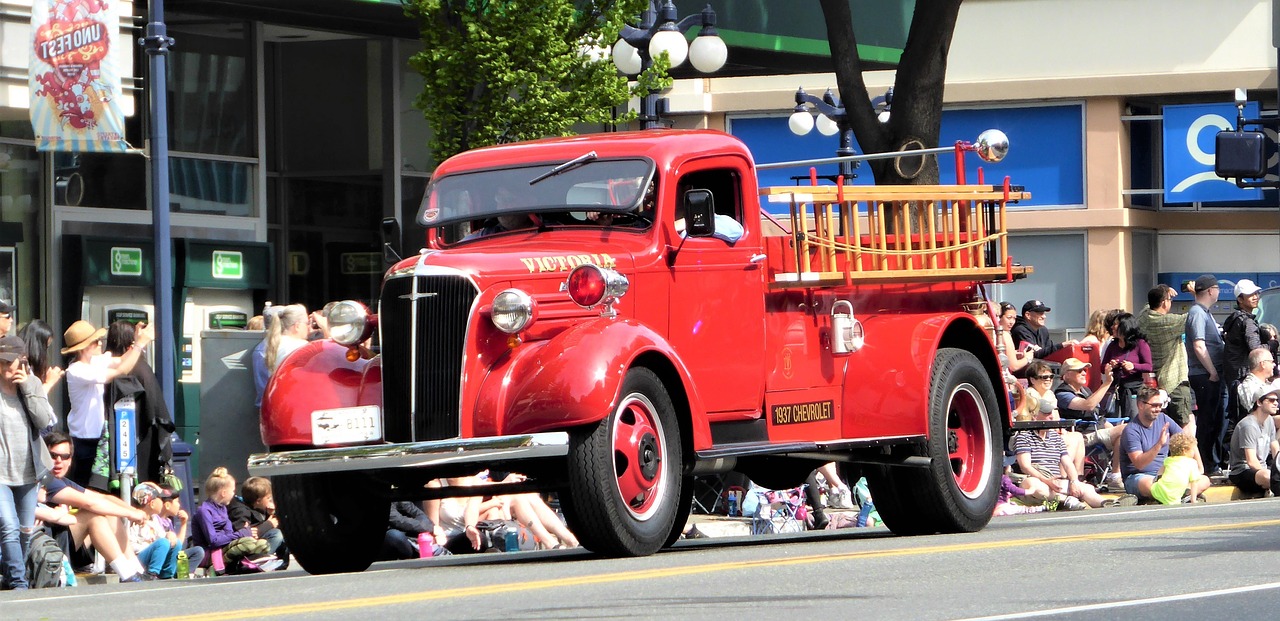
[274,473,389,574]
[563,368,684,557]
[867,347,1001,535]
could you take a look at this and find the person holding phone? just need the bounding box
[227,476,288,569]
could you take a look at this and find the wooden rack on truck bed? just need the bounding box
[759,180,1034,288]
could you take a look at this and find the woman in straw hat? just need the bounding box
[61,320,153,487]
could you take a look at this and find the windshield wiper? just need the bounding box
[529,151,597,186]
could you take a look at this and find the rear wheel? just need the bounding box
[274,473,389,574]
[868,348,1000,535]
[563,368,683,556]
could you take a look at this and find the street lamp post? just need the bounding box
[612,1,728,129]
[788,87,892,184]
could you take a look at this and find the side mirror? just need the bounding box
[683,189,716,237]
[381,217,402,264]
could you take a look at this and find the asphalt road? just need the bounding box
[7,498,1280,621]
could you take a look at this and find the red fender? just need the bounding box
[472,318,712,450]
[260,340,380,447]
[842,312,998,439]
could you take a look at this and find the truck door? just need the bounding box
[665,163,766,418]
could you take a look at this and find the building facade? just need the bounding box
[0,0,1277,346]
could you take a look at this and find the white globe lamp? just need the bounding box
[649,28,688,69]
[789,110,815,136]
[688,34,727,73]
[612,39,642,75]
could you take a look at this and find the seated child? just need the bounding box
[158,484,204,575]
[128,482,181,579]
[228,476,288,569]
[1151,433,1211,504]
[191,467,275,572]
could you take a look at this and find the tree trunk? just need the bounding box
[820,0,963,186]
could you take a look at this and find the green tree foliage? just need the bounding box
[404,0,649,163]
[820,0,963,185]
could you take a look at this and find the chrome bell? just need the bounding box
[974,129,1010,163]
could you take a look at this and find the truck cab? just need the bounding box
[251,129,1031,574]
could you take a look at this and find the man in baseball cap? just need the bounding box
[1010,299,1077,360]
[1186,274,1227,474]
[1223,278,1265,426]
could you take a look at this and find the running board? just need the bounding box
[695,435,927,462]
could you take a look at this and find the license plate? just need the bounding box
[311,406,382,446]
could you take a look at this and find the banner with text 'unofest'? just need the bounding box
[29,0,129,152]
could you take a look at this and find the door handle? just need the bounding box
[749,254,767,264]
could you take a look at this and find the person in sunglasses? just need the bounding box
[1120,386,1206,501]
[1227,381,1280,496]
[34,431,150,582]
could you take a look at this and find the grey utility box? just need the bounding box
[198,330,266,485]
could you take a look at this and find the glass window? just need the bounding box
[169,157,255,216]
[167,16,255,157]
[0,142,44,321]
[52,152,146,210]
[1131,230,1157,311]
[989,233,1087,333]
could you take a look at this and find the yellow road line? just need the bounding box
[143,518,1280,621]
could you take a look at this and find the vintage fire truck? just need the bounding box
[249,128,1032,574]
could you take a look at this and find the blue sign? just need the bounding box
[730,103,1085,213]
[1162,102,1262,203]
[114,397,137,473]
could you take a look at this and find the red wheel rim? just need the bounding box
[947,383,992,499]
[611,393,667,520]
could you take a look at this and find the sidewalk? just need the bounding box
[682,478,1254,539]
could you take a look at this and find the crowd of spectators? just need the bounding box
[996,275,1280,513]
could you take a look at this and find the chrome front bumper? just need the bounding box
[247,432,570,478]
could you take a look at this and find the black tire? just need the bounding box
[563,368,684,556]
[274,473,389,574]
[867,348,1000,535]
[664,476,695,548]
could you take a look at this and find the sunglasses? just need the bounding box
[1033,374,1054,380]
[1145,401,1166,409]
[50,452,72,461]
[1263,396,1280,404]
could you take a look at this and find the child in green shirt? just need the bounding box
[1151,433,1209,504]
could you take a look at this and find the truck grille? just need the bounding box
[379,274,477,442]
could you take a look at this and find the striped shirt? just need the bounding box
[1012,430,1068,478]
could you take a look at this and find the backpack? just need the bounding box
[25,529,67,588]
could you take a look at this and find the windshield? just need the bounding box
[1259,288,1280,328]
[418,158,655,231]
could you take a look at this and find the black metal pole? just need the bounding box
[143,1,176,418]
[837,125,855,182]
[637,3,657,129]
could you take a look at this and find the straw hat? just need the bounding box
[61,320,107,354]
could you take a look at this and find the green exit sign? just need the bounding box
[212,250,244,280]
[110,247,143,276]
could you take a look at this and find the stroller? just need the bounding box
[746,485,809,535]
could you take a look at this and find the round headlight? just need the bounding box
[326,300,370,346]
[491,289,534,334]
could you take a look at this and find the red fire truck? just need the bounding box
[249,129,1032,574]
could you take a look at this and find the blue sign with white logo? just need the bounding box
[1162,102,1261,203]
[114,397,136,473]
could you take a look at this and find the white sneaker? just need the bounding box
[1062,496,1088,511]
[1103,473,1124,491]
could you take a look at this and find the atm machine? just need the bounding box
[62,236,159,361]
[175,239,271,484]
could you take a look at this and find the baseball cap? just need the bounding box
[132,482,174,506]
[0,335,26,363]
[1235,279,1262,298]
[0,301,12,317]
[1194,274,1218,293]
[1062,357,1091,372]
[1247,380,1280,409]
[1022,300,1051,314]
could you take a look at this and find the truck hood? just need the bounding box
[407,236,637,287]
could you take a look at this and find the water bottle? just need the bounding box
[726,490,739,517]
[417,532,433,558]
[176,550,189,579]
[504,527,519,552]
